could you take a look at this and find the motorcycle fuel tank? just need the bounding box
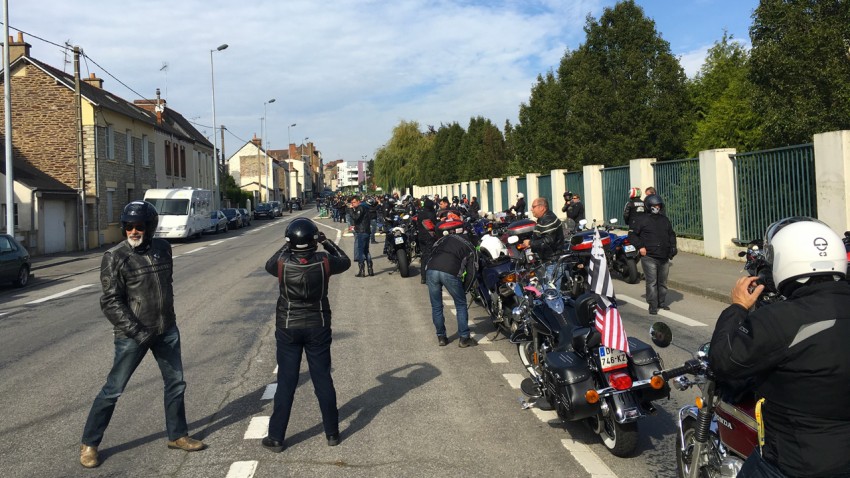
[715,399,759,459]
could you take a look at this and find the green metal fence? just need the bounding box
[731,144,816,244]
[538,175,553,209]
[601,165,629,225]
[517,177,527,201]
[654,158,703,239]
[566,171,584,203]
[500,180,508,211]
[487,182,494,213]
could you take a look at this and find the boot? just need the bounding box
[355,262,365,277]
[367,261,374,276]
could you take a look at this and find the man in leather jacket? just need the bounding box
[262,218,351,452]
[709,218,850,477]
[80,201,204,469]
[623,187,645,227]
[628,194,676,314]
[349,196,373,277]
[522,197,565,262]
[417,198,438,284]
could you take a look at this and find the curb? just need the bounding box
[668,278,729,304]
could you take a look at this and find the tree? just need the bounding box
[373,120,432,192]
[510,70,571,174]
[457,116,507,180]
[419,122,465,185]
[686,32,762,155]
[749,0,850,146]
[560,1,692,165]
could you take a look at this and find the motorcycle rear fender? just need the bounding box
[610,390,645,424]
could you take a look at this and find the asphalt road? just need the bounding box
[0,212,731,478]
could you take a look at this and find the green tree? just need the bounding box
[560,0,692,165]
[749,0,850,146]
[373,120,432,191]
[419,122,465,185]
[511,70,571,174]
[457,116,507,180]
[687,32,762,155]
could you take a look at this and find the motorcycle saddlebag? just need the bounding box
[544,351,600,421]
[627,337,670,402]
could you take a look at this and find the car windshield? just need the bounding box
[210,212,219,218]
[223,209,237,218]
[257,204,270,210]
[147,198,190,215]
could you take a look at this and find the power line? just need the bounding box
[0,23,69,52]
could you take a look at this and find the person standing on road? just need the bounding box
[80,201,205,469]
[349,196,373,277]
[367,197,379,244]
[416,197,438,285]
[628,194,676,314]
[426,220,478,347]
[262,218,351,453]
[709,217,850,478]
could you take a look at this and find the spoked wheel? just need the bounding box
[590,411,638,457]
[676,419,721,478]
[517,341,542,379]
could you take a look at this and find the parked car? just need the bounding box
[254,203,274,219]
[290,197,303,211]
[204,210,228,234]
[0,233,31,287]
[238,208,251,227]
[269,201,283,217]
[222,208,243,229]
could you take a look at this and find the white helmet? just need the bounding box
[764,217,847,291]
[479,234,507,261]
[517,192,524,199]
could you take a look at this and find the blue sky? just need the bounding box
[9,0,758,164]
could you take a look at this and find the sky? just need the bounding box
[8,0,758,165]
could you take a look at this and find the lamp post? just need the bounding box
[262,98,275,202]
[302,137,310,202]
[209,43,228,209]
[286,123,296,201]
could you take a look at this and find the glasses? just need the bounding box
[124,223,146,232]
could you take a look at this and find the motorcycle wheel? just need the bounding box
[676,418,721,478]
[517,341,541,379]
[397,249,409,277]
[623,258,639,284]
[596,412,638,457]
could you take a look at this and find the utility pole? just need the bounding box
[73,46,87,251]
[3,0,14,236]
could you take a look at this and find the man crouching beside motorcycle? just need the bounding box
[708,217,850,478]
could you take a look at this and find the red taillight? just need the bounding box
[608,372,633,391]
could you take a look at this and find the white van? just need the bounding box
[143,188,212,239]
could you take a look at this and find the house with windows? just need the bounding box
[227,136,285,205]
[0,33,214,253]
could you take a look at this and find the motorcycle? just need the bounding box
[607,219,640,284]
[384,213,417,277]
[512,281,671,457]
[647,323,758,478]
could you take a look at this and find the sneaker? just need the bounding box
[437,335,448,346]
[262,436,285,453]
[327,433,340,447]
[459,336,478,348]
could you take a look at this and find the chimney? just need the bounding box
[81,72,104,89]
[7,32,31,61]
[133,89,166,125]
[251,134,262,149]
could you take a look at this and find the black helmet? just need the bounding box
[644,194,663,207]
[285,218,319,252]
[121,201,158,246]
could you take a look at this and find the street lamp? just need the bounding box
[262,98,275,201]
[287,123,296,148]
[286,123,296,201]
[209,43,228,209]
[302,137,310,201]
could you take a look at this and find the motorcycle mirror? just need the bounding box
[507,235,519,245]
[697,342,711,359]
[649,322,673,348]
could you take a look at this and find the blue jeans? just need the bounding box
[426,269,470,338]
[738,452,786,478]
[353,233,371,263]
[81,324,188,446]
[370,219,378,242]
[641,256,670,310]
[268,326,338,441]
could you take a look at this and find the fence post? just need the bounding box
[492,177,503,213]
[583,165,605,224]
[525,173,540,204]
[507,176,519,206]
[699,148,737,259]
[551,169,568,219]
[629,158,656,193]
[479,179,490,213]
[814,130,850,233]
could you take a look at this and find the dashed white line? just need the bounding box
[261,384,276,400]
[243,417,270,439]
[226,461,258,478]
[473,333,491,344]
[562,439,618,477]
[531,407,559,423]
[618,294,707,327]
[484,351,509,363]
[502,373,525,389]
[0,312,8,317]
[26,284,94,305]
[183,247,207,255]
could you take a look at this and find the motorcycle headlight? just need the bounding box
[511,304,527,323]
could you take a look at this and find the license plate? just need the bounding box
[624,245,636,252]
[394,237,405,245]
[598,346,628,372]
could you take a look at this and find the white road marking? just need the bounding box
[618,294,707,327]
[503,373,525,389]
[26,284,94,305]
[273,365,278,374]
[474,333,491,344]
[531,408,559,423]
[484,351,509,363]
[243,417,270,439]
[183,247,206,255]
[261,384,277,400]
[226,461,258,478]
[562,439,619,477]
[209,240,225,246]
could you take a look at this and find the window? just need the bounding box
[127,188,135,202]
[1,203,19,229]
[106,125,115,160]
[165,141,172,176]
[106,189,115,222]
[126,129,133,164]
[142,135,149,166]
[172,143,179,177]
[180,146,186,178]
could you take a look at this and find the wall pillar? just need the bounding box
[629,158,656,194]
[507,176,519,208]
[479,179,490,213]
[814,130,850,234]
[550,169,568,219]
[492,177,503,213]
[525,173,540,205]
[583,165,604,224]
[699,148,737,259]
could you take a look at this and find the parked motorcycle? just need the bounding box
[384,213,417,277]
[607,219,640,284]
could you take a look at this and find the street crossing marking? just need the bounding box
[561,439,619,478]
[226,461,258,478]
[531,408,559,423]
[25,284,94,305]
[261,384,276,400]
[484,351,509,363]
[474,333,491,344]
[243,417,270,439]
[617,294,707,327]
[183,247,206,255]
[503,373,525,389]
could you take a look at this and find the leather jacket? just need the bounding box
[265,240,351,328]
[351,204,371,234]
[529,209,565,262]
[100,238,176,341]
[628,213,677,261]
[623,198,646,226]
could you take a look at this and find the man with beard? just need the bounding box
[80,201,204,468]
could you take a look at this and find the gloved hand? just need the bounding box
[317,231,327,244]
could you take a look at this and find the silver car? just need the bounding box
[205,210,229,234]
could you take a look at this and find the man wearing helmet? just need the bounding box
[80,201,204,468]
[709,217,850,477]
[628,194,676,314]
[262,218,351,452]
[511,192,527,218]
[623,187,645,227]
